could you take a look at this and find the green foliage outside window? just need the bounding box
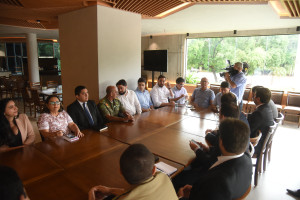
[186,35,299,83]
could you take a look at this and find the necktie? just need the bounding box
[83,102,94,125]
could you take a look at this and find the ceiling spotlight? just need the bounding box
[297,26,300,31]
[233,30,237,34]
[150,35,152,39]
[187,33,189,37]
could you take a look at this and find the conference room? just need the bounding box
[1,1,300,199]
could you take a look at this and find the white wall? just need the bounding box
[141,35,186,84]
[97,6,141,98]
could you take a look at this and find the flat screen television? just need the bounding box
[144,50,168,72]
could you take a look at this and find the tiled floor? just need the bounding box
[11,99,300,199]
[247,122,300,200]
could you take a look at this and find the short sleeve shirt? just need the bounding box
[192,88,215,108]
[230,72,247,102]
[37,110,73,135]
[98,97,125,117]
[171,86,187,104]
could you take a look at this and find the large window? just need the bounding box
[186,34,300,91]
[0,41,61,74]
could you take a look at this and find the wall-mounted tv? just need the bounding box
[143,50,168,72]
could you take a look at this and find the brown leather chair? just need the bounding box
[271,90,284,112]
[242,88,251,112]
[282,91,300,128]
[209,84,220,95]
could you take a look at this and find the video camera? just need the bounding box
[219,60,249,77]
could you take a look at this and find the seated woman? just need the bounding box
[0,98,35,152]
[38,95,84,139]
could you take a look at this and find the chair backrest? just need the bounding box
[243,88,251,101]
[210,84,220,95]
[265,122,278,152]
[250,131,262,147]
[262,123,277,153]
[21,88,31,101]
[30,82,41,89]
[275,112,284,124]
[287,91,300,107]
[46,81,58,89]
[31,89,42,104]
[271,90,284,105]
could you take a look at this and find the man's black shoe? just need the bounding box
[287,189,300,198]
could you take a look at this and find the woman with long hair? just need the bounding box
[0,98,35,152]
[38,95,83,139]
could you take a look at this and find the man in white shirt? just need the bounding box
[116,79,142,116]
[150,75,174,108]
[171,77,188,104]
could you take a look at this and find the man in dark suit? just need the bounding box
[67,86,105,131]
[247,87,274,154]
[177,118,252,200]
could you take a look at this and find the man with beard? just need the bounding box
[150,75,175,108]
[116,79,142,116]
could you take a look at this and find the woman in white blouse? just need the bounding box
[38,95,84,139]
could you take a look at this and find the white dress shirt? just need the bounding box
[117,90,142,116]
[150,84,174,107]
[209,153,244,170]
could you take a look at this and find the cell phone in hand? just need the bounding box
[65,134,75,138]
[190,139,203,151]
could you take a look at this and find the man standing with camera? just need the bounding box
[224,62,247,111]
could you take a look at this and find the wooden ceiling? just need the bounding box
[0,0,298,30]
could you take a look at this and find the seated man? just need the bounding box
[191,77,215,109]
[170,77,188,104]
[178,118,252,200]
[67,86,106,131]
[135,77,154,112]
[98,86,134,122]
[252,86,278,120]
[116,79,142,116]
[150,75,175,108]
[211,81,237,112]
[221,93,249,127]
[88,144,178,200]
[0,165,29,200]
[247,87,274,154]
[172,103,241,191]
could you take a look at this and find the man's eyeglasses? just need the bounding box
[49,101,60,105]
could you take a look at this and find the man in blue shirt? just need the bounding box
[134,77,153,112]
[191,77,215,109]
[224,62,247,111]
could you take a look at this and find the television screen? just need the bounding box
[144,50,167,72]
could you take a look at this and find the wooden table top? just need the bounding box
[134,127,206,166]
[168,117,218,137]
[158,106,219,121]
[1,107,215,200]
[0,146,62,185]
[34,130,123,168]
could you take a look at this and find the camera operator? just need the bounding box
[224,62,247,111]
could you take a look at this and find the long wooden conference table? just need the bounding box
[0,106,218,200]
